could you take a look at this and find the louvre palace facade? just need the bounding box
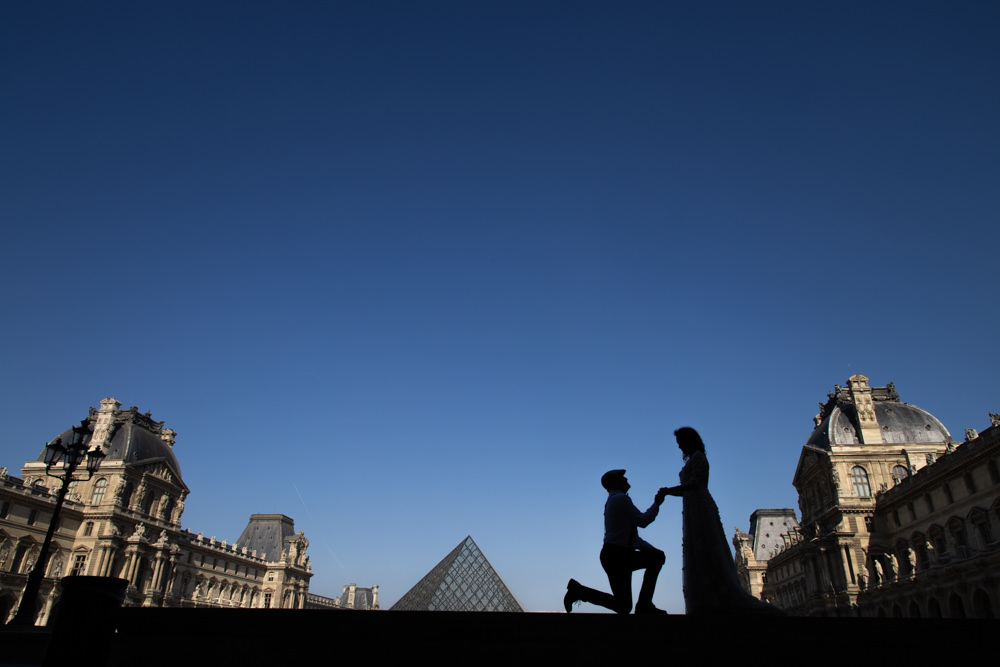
[0,398,312,624]
[735,375,1000,617]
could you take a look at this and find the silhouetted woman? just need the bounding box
[662,427,782,615]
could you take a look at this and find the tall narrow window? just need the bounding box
[91,478,108,506]
[850,466,871,497]
[83,522,94,537]
[10,545,28,573]
[72,553,88,576]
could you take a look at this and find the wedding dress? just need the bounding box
[679,450,782,615]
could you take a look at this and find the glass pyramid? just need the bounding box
[390,536,524,612]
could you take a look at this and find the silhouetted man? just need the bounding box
[564,469,667,614]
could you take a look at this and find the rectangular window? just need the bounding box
[72,554,87,576]
[976,521,993,546]
[11,546,28,573]
[965,473,977,494]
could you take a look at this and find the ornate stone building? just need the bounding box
[738,375,1000,617]
[860,416,1000,617]
[306,583,380,610]
[732,508,798,600]
[0,398,312,624]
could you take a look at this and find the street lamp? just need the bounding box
[9,419,105,626]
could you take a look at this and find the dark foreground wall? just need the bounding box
[110,608,989,664]
[3,607,992,666]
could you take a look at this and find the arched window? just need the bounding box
[83,522,94,537]
[850,466,871,497]
[973,588,995,618]
[891,465,908,485]
[90,478,108,506]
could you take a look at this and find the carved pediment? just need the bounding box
[135,462,177,486]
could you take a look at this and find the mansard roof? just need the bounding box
[235,514,298,562]
[805,378,951,449]
[39,403,185,485]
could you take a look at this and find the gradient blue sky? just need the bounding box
[2,2,997,612]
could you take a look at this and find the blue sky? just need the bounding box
[2,2,997,612]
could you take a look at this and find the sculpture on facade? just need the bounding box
[157,495,170,519]
[113,477,127,505]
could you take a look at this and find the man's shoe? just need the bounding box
[564,579,582,613]
[634,603,667,615]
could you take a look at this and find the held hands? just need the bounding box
[658,486,682,498]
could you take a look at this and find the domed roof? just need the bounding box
[806,378,951,449]
[39,408,183,482]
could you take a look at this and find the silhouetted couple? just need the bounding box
[565,427,782,615]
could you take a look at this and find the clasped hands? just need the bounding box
[654,486,682,504]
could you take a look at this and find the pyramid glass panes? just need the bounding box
[390,536,523,612]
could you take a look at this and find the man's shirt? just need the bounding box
[603,490,659,550]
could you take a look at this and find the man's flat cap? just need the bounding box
[601,469,626,491]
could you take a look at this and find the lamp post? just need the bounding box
[9,420,105,626]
